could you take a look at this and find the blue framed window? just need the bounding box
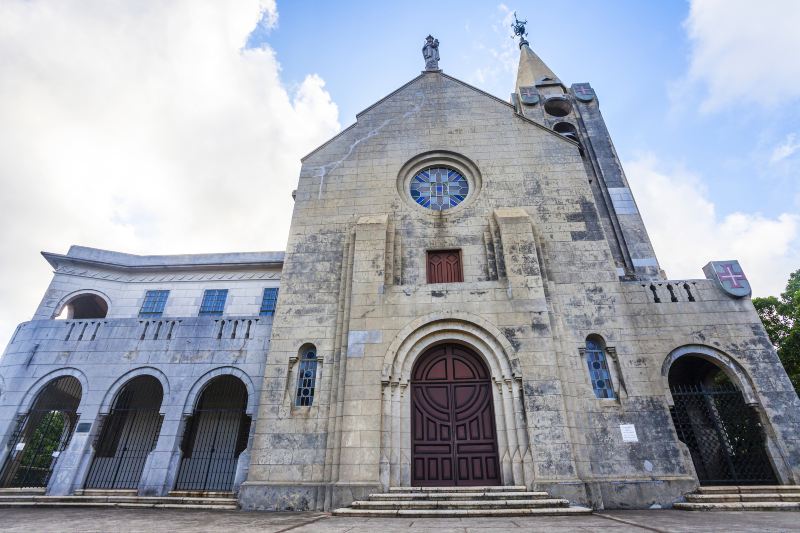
[260,288,279,316]
[585,338,615,399]
[139,290,169,317]
[296,347,318,407]
[199,289,228,316]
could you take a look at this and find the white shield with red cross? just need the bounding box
[703,260,752,298]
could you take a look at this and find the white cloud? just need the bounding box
[468,4,518,90]
[681,0,800,112]
[626,154,800,296]
[0,1,340,345]
[770,133,800,163]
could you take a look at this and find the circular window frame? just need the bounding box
[397,150,482,216]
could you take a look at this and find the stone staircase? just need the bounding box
[0,488,238,510]
[332,485,592,517]
[675,486,800,511]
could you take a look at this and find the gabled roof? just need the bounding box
[42,245,284,273]
[301,70,576,162]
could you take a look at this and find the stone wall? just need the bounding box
[241,70,800,512]
[0,251,280,496]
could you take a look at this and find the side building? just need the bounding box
[0,246,282,496]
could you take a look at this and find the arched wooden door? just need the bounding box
[411,344,501,486]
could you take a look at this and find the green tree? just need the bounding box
[753,269,800,396]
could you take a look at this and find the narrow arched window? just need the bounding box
[585,337,616,399]
[296,347,318,407]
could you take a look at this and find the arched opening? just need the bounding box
[0,376,82,488]
[543,96,572,117]
[668,355,777,485]
[410,343,500,487]
[174,375,250,493]
[55,293,108,319]
[553,121,579,143]
[85,376,164,489]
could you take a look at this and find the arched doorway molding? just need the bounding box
[660,344,757,406]
[17,368,89,416]
[380,312,532,490]
[98,367,170,415]
[382,311,520,385]
[51,290,111,320]
[182,366,256,416]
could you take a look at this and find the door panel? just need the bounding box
[411,344,500,486]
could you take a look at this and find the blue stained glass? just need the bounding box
[409,167,469,211]
[585,339,616,399]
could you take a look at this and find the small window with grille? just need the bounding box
[296,347,318,407]
[260,288,279,316]
[426,250,463,283]
[139,290,169,317]
[199,289,228,316]
[585,337,616,399]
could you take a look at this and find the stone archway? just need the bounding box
[174,375,250,493]
[665,351,777,485]
[0,375,82,488]
[380,313,533,490]
[410,343,501,486]
[85,375,164,489]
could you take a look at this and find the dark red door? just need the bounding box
[411,344,501,486]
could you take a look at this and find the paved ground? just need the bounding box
[0,508,798,532]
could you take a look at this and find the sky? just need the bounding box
[0,0,798,347]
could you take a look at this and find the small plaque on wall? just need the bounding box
[620,424,638,442]
[76,422,92,433]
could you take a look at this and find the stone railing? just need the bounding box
[623,279,717,304]
[3,315,268,357]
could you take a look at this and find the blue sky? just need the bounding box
[0,0,798,346]
[260,1,797,218]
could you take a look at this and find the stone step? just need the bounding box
[0,501,238,510]
[369,491,551,501]
[74,489,138,497]
[674,501,800,512]
[332,506,592,518]
[387,485,527,493]
[697,485,800,494]
[169,491,234,499]
[687,493,800,503]
[0,488,46,495]
[0,495,237,508]
[351,498,569,510]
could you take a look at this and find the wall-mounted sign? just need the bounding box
[620,424,638,442]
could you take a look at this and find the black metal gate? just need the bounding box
[174,376,250,492]
[85,376,164,489]
[0,376,82,488]
[670,383,777,485]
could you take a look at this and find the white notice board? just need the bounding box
[620,424,638,442]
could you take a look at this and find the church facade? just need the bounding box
[1,33,799,512]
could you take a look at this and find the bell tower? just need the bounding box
[510,13,662,280]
